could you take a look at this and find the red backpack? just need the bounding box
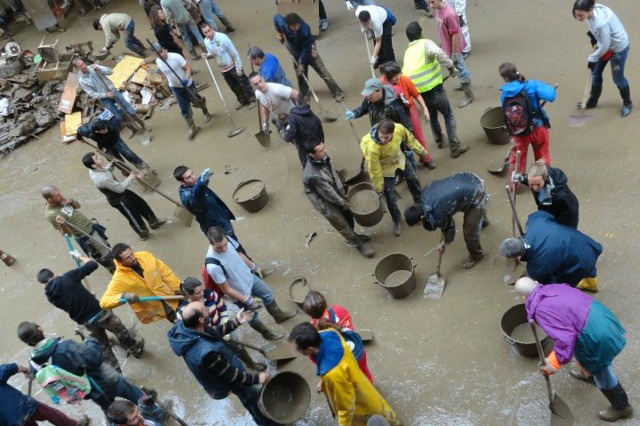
[503,89,537,136]
[201,257,226,298]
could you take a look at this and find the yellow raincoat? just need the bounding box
[100,251,181,324]
[318,330,398,425]
[360,123,427,193]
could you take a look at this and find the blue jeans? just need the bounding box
[99,90,137,121]
[593,366,619,391]
[178,20,205,53]
[107,138,147,168]
[591,45,630,90]
[170,82,200,118]
[198,0,224,30]
[125,20,145,56]
[247,275,274,325]
[230,384,279,426]
[453,53,471,84]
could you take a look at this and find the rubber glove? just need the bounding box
[587,31,597,48]
[261,122,269,132]
[122,293,140,304]
[69,250,81,260]
[370,56,378,65]
[511,172,523,183]
[181,79,190,87]
[344,110,355,121]
[200,168,212,181]
[346,0,354,10]
[540,350,560,376]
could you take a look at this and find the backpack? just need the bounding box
[201,257,227,298]
[502,88,537,136]
[328,308,364,362]
[31,361,92,405]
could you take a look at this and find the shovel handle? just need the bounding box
[505,186,525,237]
[119,295,184,303]
[233,340,266,356]
[530,320,556,405]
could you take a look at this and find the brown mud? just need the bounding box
[1,0,640,425]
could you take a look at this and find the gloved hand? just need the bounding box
[345,0,353,10]
[122,293,140,304]
[69,250,82,260]
[200,168,212,180]
[261,122,269,132]
[587,61,596,71]
[511,172,523,183]
[587,31,597,48]
[448,67,459,78]
[139,388,157,406]
[276,31,284,44]
[539,350,560,376]
[296,63,305,76]
[370,56,378,65]
[241,295,259,311]
[344,110,355,121]
[437,240,446,254]
[181,79,190,87]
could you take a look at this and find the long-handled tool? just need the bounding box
[64,235,92,292]
[146,39,202,105]
[248,42,271,148]
[569,70,594,128]
[424,240,446,299]
[291,56,337,123]
[339,100,366,183]
[505,185,524,237]
[504,185,526,286]
[202,58,246,138]
[234,339,297,362]
[530,320,574,425]
[511,150,521,236]
[119,295,184,303]
[141,386,189,426]
[61,219,112,252]
[363,31,375,78]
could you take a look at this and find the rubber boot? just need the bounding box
[598,383,634,422]
[201,104,212,123]
[0,250,16,266]
[250,320,285,341]
[148,216,167,230]
[186,116,200,140]
[219,16,235,33]
[619,85,633,117]
[265,301,296,324]
[236,347,267,371]
[356,241,375,258]
[393,221,402,237]
[458,82,474,108]
[580,84,602,109]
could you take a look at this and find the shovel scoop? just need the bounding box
[424,244,446,299]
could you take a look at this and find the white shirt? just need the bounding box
[205,238,253,297]
[203,32,242,73]
[156,52,191,88]
[355,5,387,38]
[255,82,294,116]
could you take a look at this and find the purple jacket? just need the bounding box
[525,284,592,364]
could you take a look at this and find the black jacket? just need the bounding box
[285,104,324,145]
[523,167,579,228]
[352,85,413,130]
[76,118,122,150]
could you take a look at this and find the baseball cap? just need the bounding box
[361,78,383,96]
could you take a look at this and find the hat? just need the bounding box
[151,42,163,53]
[361,78,383,96]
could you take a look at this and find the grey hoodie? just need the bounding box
[587,4,628,63]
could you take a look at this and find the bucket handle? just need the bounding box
[503,335,516,345]
[483,106,493,113]
[371,273,384,286]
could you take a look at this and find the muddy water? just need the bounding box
[350,188,379,214]
[1,0,640,425]
[510,323,546,343]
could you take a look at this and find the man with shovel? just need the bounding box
[249,73,299,140]
[100,243,182,324]
[303,141,375,258]
[355,4,396,69]
[152,42,212,140]
[404,172,489,269]
[168,301,277,426]
[82,152,166,241]
[515,277,633,422]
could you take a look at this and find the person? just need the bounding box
[403,21,469,158]
[303,141,374,257]
[201,23,256,110]
[515,277,633,422]
[249,73,299,140]
[82,153,166,240]
[289,323,399,425]
[380,61,435,168]
[195,0,235,33]
[174,166,245,245]
[177,277,267,371]
[107,400,160,426]
[427,0,473,108]
[499,211,602,291]
[76,115,150,170]
[248,47,292,87]
[17,322,166,421]
[75,59,142,126]
[100,243,182,324]
[302,291,373,381]
[205,226,295,340]
[512,161,579,229]
[168,302,276,425]
[93,13,146,57]
[0,362,90,426]
[404,172,489,269]
[161,0,205,60]
[153,43,211,139]
[446,0,470,56]
[355,4,396,69]
[41,185,114,273]
[499,62,556,179]
[283,94,324,166]
[37,255,144,371]
[345,78,414,133]
[149,5,183,56]
[274,13,345,102]
[361,119,428,236]
[573,0,632,117]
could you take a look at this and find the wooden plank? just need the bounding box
[277,0,319,36]
[130,68,148,85]
[108,55,144,90]
[64,112,82,136]
[58,72,79,114]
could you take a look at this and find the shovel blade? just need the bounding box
[260,341,297,361]
[228,127,246,138]
[254,131,271,148]
[487,160,508,175]
[173,206,193,227]
[140,172,161,191]
[424,274,446,299]
[567,112,593,128]
[550,393,574,426]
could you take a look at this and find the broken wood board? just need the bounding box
[58,72,79,114]
[64,112,82,136]
[108,55,144,90]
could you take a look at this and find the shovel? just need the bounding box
[530,320,574,426]
[505,185,524,237]
[339,101,366,184]
[291,56,337,123]
[568,70,593,128]
[488,145,512,175]
[119,295,184,303]
[424,241,446,299]
[234,339,297,362]
[248,42,271,148]
[64,234,92,292]
[363,31,376,78]
[203,58,246,138]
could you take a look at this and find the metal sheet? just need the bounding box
[20,0,57,31]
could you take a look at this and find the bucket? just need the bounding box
[373,253,416,299]
[480,107,510,145]
[501,304,553,358]
[233,179,269,213]
[347,182,383,227]
[288,276,310,308]
[259,371,311,425]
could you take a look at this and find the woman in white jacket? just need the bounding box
[573,0,632,117]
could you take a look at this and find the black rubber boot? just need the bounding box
[235,347,267,371]
[619,85,633,117]
[265,301,296,324]
[219,16,235,32]
[250,320,284,341]
[582,85,603,109]
[599,383,634,422]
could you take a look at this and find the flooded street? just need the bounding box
[1,0,640,424]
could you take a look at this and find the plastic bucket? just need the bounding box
[347,182,383,227]
[259,371,311,425]
[232,179,268,213]
[501,303,553,358]
[480,107,510,145]
[373,253,416,299]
